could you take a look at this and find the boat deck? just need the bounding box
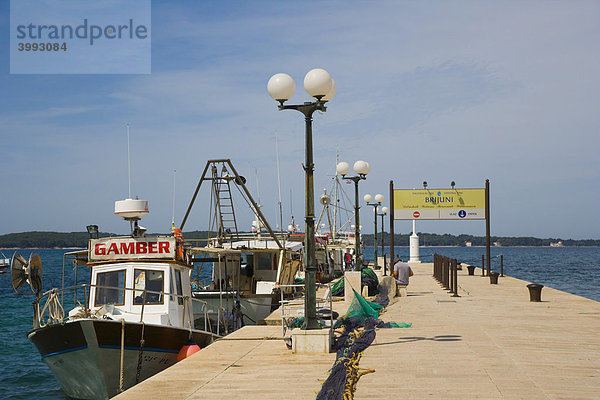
[114,263,600,399]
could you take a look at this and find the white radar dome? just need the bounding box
[114,198,149,220]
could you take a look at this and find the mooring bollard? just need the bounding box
[445,257,451,290]
[527,284,544,302]
[442,257,448,289]
[489,272,499,284]
[452,258,460,297]
[467,265,476,275]
[448,257,454,292]
[481,254,485,276]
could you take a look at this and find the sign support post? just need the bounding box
[388,180,395,276]
[485,179,491,276]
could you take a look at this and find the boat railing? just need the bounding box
[32,283,228,336]
[278,282,334,343]
[191,277,212,291]
[201,232,294,249]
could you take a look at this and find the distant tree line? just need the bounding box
[0,230,598,248]
[0,230,214,248]
[361,232,599,247]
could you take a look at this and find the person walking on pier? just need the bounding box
[344,252,353,270]
[393,258,413,295]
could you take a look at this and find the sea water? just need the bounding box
[0,246,598,399]
[369,245,600,302]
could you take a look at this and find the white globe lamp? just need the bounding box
[336,161,350,176]
[322,79,336,102]
[267,73,295,103]
[304,68,333,99]
[353,160,370,176]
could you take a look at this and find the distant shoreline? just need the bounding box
[2,230,599,248]
[2,245,598,250]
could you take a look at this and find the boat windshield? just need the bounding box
[95,269,126,306]
[134,269,164,304]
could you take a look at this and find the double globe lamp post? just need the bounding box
[364,194,384,269]
[336,160,370,269]
[377,205,389,272]
[267,68,336,330]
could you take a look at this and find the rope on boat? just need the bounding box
[119,319,125,393]
[39,289,64,327]
[182,295,193,339]
[135,321,145,383]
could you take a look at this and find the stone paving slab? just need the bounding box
[116,263,600,400]
[354,263,600,400]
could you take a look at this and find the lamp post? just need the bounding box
[336,160,370,269]
[267,68,336,330]
[379,206,388,270]
[364,193,384,269]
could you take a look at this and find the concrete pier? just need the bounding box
[115,263,600,399]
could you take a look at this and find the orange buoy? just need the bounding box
[177,340,201,361]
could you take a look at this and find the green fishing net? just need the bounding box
[331,276,345,295]
[343,289,382,324]
[360,267,379,285]
[331,267,380,296]
[387,321,412,328]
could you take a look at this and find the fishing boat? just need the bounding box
[180,159,304,326]
[189,236,303,326]
[314,163,365,272]
[10,198,224,400]
[0,251,10,273]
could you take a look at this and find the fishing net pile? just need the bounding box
[330,267,380,298]
[316,289,411,400]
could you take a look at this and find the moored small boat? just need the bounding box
[0,252,10,273]
[11,200,225,399]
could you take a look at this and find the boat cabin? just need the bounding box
[193,239,303,295]
[75,236,195,329]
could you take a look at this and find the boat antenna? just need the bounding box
[289,188,294,231]
[275,133,285,245]
[255,168,261,206]
[127,123,131,198]
[333,150,339,239]
[254,168,262,234]
[171,169,176,232]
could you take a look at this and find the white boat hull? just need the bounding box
[28,319,216,399]
[192,291,274,326]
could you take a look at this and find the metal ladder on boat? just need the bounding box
[180,159,282,250]
[212,164,239,240]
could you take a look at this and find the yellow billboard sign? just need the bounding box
[393,188,485,220]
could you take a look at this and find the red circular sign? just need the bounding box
[413,211,420,218]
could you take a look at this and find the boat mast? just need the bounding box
[332,152,339,240]
[171,169,176,232]
[275,134,285,245]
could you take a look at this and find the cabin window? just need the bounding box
[256,252,274,270]
[170,269,183,305]
[134,269,164,304]
[95,269,126,306]
[241,253,254,277]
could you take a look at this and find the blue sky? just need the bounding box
[1,1,599,239]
